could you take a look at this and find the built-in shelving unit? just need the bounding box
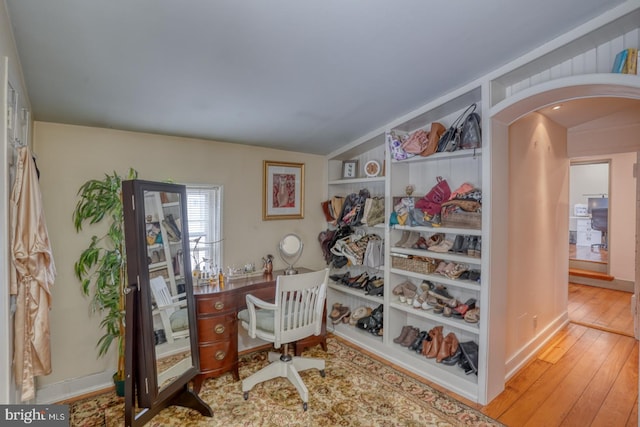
[323,2,640,405]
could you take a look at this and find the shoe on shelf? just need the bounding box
[394,230,410,247]
[459,235,473,254]
[330,304,351,324]
[350,306,372,325]
[412,236,428,250]
[424,326,443,358]
[420,280,435,292]
[429,285,454,303]
[473,237,482,258]
[437,332,459,363]
[441,346,462,366]
[393,325,413,344]
[392,280,417,296]
[428,238,455,253]
[451,235,464,253]
[464,307,480,323]
[408,330,429,352]
[467,237,477,257]
[434,261,447,275]
[401,231,421,248]
[427,233,445,248]
[400,327,420,347]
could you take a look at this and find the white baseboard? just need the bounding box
[36,370,114,404]
[505,312,569,381]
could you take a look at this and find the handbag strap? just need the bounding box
[450,104,477,130]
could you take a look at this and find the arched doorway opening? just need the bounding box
[484,77,640,403]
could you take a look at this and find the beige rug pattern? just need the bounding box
[70,337,501,426]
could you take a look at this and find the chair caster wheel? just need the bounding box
[243,392,249,400]
[319,369,326,378]
[302,402,308,411]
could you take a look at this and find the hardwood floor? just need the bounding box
[482,285,638,426]
[569,283,634,337]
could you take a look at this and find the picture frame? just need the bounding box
[342,160,358,179]
[263,161,305,220]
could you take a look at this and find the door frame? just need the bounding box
[486,76,640,403]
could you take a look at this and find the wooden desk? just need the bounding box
[192,269,326,393]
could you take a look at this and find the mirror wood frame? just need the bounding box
[122,179,213,426]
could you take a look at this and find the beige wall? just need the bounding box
[506,112,569,358]
[32,121,327,387]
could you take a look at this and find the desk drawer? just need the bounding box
[197,313,236,343]
[196,293,235,315]
[199,341,236,372]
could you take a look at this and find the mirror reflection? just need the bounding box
[143,190,193,392]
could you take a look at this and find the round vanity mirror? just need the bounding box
[278,233,303,275]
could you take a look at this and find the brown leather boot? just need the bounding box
[401,327,419,347]
[393,325,413,344]
[448,332,459,356]
[437,332,454,363]
[421,335,432,356]
[425,326,443,359]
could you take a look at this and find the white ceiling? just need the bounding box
[5,0,626,155]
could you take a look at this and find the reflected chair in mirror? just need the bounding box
[590,207,608,250]
[238,268,329,411]
[150,276,189,344]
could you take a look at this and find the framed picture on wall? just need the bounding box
[263,161,305,220]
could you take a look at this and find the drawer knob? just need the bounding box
[214,324,225,334]
[214,301,224,310]
[215,350,226,360]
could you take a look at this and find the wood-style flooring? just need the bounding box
[569,283,634,337]
[481,284,638,426]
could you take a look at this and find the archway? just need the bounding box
[485,77,640,403]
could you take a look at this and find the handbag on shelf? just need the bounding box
[387,131,415,161]
[460,109,482,149]
[401,129,429,154]
[420,122,446,157]
[437,104,478,153]
[415,176,451,216]
[364,238,384,269]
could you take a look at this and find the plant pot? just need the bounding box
[113,373,125,397]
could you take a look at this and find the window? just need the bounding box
[186,185,222,275]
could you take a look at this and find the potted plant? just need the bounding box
[73,168,137,395]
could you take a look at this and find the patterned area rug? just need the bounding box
[70,337,502,426]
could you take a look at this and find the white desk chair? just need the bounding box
[149,276,189,343]
[238,268,328,411]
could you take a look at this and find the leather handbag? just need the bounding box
[437,104,478,153]
[415,176,451,216]
[460,109,482,149]
[401,129,429,154]
[419,122,446,157]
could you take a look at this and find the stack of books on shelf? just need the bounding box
[612,48,638,74]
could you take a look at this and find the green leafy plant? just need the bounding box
[73,168,137,381]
